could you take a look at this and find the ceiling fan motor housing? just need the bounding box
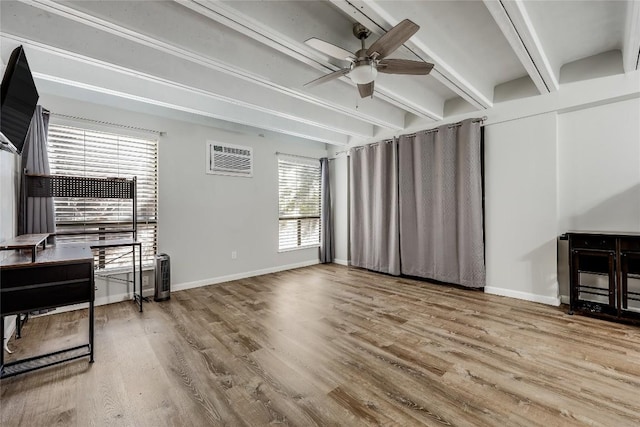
[353,23,371,40]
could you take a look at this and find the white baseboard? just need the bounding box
[333,258,349,266]
[560,295,570,305]
[484,287,561,306]
[172,259,320,292]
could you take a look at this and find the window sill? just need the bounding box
[278,244,320,253]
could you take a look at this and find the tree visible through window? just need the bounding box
[278,158,321,250]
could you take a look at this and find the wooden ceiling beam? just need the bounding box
[623,0,640,72]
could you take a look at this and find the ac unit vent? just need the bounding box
[206,142,253,177]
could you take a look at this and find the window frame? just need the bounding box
[277,156,321,252]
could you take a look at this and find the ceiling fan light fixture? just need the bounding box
[349,62,377,84]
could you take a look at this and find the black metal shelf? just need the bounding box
[25,174,143,312]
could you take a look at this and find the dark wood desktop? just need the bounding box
[0,233,48,262]
[0,244,95,378]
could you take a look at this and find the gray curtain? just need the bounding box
[398,119,485,288]
[18,105,55,236]
[319,157,333,263]
[350,140,400,275]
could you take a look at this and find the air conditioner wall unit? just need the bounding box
[206,141,253,178]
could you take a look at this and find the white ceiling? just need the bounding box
[1,0,638,146]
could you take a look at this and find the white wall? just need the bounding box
[9,94,327,300]
[157,115,327,290]
[329,151,349,265]
[0,60,17,248]
[556,98,640,298]
[484,113,560,305]
[1,144,20,346]
[0,59,20,344]
[1,51,19,345]
[558,98,640,232]
[0,151,18,250]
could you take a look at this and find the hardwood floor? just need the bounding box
[2,264,640,426]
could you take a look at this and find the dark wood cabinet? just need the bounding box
[565,231,640,322]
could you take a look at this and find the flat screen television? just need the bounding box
[1,45,39,154]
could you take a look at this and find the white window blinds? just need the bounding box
[47,124,158,269]
[278,157,321,251]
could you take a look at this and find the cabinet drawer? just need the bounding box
[620,238,640,251]
[571,235,615,250]
[1,280,92,315]
[1,262,92,289]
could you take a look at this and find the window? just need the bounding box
[278,157,321,251]
[47,124,158,269]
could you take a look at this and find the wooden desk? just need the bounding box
[0,245,95,378]
[0,233,49,262]
[0,234,50,338]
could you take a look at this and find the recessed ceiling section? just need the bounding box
[374,74,445,119]
[522,0,626,78]
[559,50,624,85]
[372,0,528,89]
[493,76,540,104]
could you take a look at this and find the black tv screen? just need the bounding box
[1,45,39,154]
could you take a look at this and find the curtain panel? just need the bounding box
[18,105,56,236]
[319,157,334,263]
[398,119,485,288]
[349,140,401,275]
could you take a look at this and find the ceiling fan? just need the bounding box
[303,19,434,98]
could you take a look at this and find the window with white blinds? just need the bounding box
[278,158,321,251]
[47,124,158,269]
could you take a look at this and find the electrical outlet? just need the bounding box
[231,251,237,259]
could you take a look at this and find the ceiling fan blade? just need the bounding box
[305,38,356,61]
[366,19,420,60]
[304,68,350,88]
[357,81,374,99]
[377,59,434,75]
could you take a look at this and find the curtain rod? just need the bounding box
[328,148,350,160]
[350,116,488,151]
[404,116,487,138]
[351,138,397,151]
[43,111,166,136]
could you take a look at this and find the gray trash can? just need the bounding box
[154,253,171,301]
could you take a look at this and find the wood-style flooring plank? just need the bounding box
[2,264,640,426]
